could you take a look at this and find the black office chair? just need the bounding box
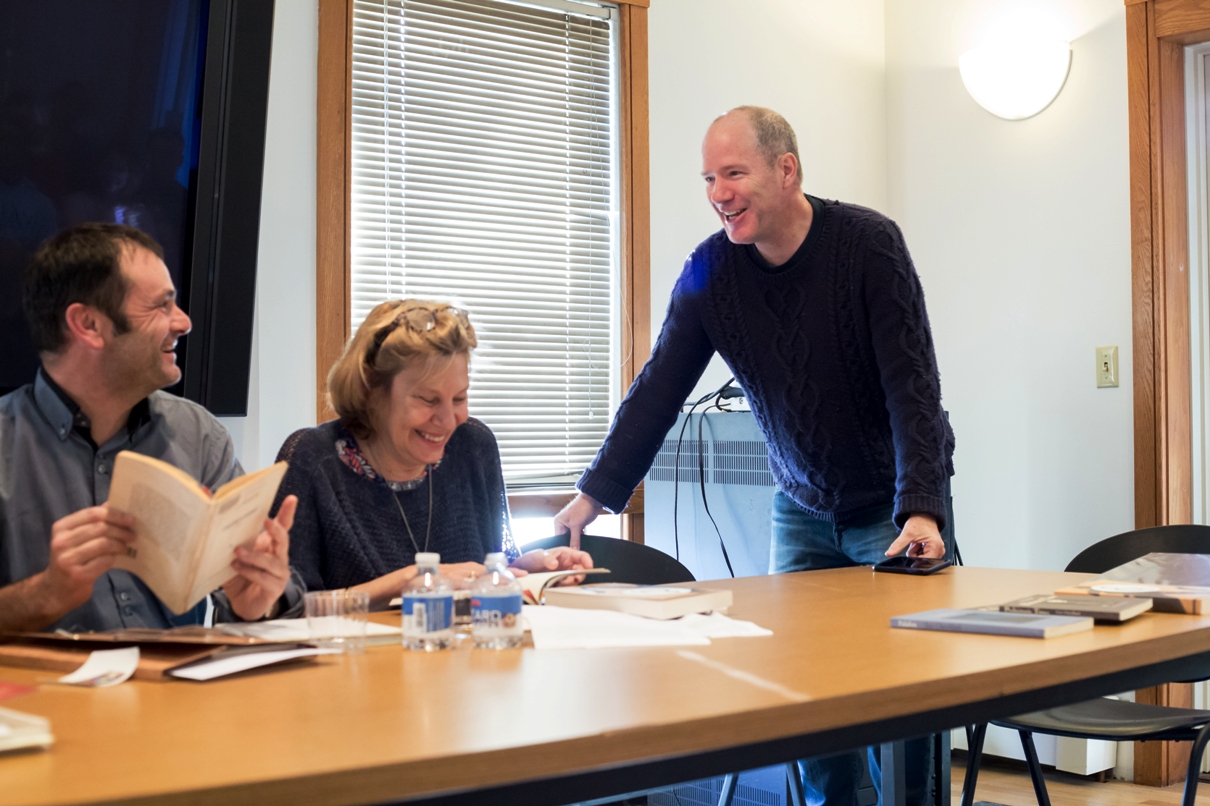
[521,533,696,585]
[960,524,1210,806]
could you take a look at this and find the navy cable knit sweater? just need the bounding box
[578,197,955,530]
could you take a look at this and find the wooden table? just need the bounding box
[5,566,1210,806]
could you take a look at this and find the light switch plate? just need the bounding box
[1097,346,1119,388]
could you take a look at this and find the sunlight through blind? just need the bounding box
[350,0,619,484]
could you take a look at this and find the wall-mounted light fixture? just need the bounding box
[959,36,1071,120]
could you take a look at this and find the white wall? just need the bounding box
[885,0,1134,570]
[647,0,889,399]
[232,0,1138,574]
[218,0,318,470]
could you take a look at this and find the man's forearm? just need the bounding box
[0,573,65,633]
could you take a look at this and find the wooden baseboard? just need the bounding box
[1134,683,1194,786]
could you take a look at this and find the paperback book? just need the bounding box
[998,594,1153,622]
[891,608,1094,638]
[108,451,287,614]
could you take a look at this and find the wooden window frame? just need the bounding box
[316,0,651,538]
[1126,0,1210,787]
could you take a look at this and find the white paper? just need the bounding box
[675,612,774,638]
[58,647,139,687]
[524,606,709,649]
[219,618,400,643]
[168,647,336,681]
[522,606,773,650]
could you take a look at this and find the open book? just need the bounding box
[543,584,733,620]
[108,452,287,614]
[519,568,610,604]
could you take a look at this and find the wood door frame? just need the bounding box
[1126,0,1207,786]
[315,0,651,536]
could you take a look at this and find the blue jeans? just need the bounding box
[771,488,955,806]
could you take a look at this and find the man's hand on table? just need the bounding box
[885,514,945,559]
[554,493,603,551]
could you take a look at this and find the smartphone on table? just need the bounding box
[873,556,953,575]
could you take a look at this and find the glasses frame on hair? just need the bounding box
[366,304,471,363]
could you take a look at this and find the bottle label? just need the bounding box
[402,594,454,637]
[471,593,523,637]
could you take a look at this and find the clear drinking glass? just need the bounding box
[305,590,370,654]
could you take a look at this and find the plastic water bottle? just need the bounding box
[402,552,454,651]
[471,553,524,649]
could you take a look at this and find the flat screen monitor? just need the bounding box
[0,0,273,415]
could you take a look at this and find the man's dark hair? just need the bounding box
[23,223,164,353]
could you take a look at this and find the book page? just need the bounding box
[517,568,610,604]
[188,463,288,604]
[110,452,210,613]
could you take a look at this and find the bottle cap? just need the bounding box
[415,552,441,566]
[484,552,505,566]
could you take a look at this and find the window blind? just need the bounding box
[350,0,619,485]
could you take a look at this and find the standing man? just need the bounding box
[556,107,955,805]
[0,223,303,633]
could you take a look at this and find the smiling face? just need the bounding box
[370,353,471,478]
[701,114,799,248]
[101,245,192,397]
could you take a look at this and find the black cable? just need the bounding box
[670,401,701,563]
[671,378,737,565]
[697,393,735,578]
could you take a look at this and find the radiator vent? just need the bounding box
[650,439,774,488]
[649,440,706,483]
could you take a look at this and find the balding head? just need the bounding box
[712,106,802,186]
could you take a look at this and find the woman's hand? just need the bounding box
[224,495,295,621]
[440,562,486,583]
[356,561,486,609]
[510,547,594,585]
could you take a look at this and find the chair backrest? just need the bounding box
[521,534,696,585]
[1065,524,1210,573]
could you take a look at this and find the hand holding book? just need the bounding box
[221,494,297,621]
[0,504,139,632]
[108,452,291,615]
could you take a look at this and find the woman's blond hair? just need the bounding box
[327,299,477,439]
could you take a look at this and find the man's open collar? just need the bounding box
[34,367,152,446]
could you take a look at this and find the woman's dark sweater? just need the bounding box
[578,197,955,530]
[274,418,518,592]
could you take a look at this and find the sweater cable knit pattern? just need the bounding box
[579,197,954,530]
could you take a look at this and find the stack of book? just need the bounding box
[890,553,1210,638]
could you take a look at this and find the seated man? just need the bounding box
[0,223,302,632]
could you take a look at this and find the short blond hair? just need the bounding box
[722,106,803,185]
[327,299,477,439]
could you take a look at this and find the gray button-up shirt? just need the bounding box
[0,371,303,632]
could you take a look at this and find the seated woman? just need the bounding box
[275,299,590,607]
